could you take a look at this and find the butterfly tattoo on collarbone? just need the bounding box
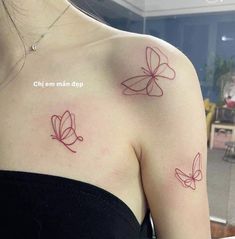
[175,153,203,190]
[121,46,176,97]
[50,110,83,153]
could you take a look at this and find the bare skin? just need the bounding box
[0,0,211,238]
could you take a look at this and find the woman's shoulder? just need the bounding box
[104,28,203,125]
[75,18,193,77]
[108,27,187,57]
[103,28,197,97]
[103,28,194,79]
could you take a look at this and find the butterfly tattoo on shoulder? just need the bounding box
[121,46,176,97]
[50,110,83,153]
[175,153,203,190]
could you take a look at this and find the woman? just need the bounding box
[0,0,211,238]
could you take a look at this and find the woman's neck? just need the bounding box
[0,0,73,49]
[0,0,93,80]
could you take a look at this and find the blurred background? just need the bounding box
[71,1,235,238]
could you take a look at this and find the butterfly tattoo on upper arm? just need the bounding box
[50,110,83,153]
[121,46,176,97]
[175,153,203,190]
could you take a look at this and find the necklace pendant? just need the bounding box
[31,44,37,51]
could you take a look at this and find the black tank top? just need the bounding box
[0,170,153,239]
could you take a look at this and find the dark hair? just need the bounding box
[0,0,106,89]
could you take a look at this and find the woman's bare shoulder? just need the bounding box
[108,28,186,56]
[105,29,194,79]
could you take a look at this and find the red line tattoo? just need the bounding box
[175,153,203,190]
[50,110,83,153]
[121,46,176,97]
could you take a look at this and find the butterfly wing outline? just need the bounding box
[51,115,61,140]
[175,168,195,190]
[151,47,176,81]
[51,110,83,153]
[121,47,163,96]
[192,153,203,182]
[175,152,203,190]
[121,46,176,97]
[60,111,79,143]
[121,75,153,96]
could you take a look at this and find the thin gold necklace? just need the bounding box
[30,4,71,52]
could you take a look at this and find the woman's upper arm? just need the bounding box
[137,43,211,239]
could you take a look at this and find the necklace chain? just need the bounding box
[30,4,71,52]
[0,4,71,89]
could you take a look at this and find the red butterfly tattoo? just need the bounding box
[175,153,203,190]
[121,46,176,97]
[51,110,83,153]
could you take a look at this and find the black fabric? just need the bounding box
[0,170,153,239]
